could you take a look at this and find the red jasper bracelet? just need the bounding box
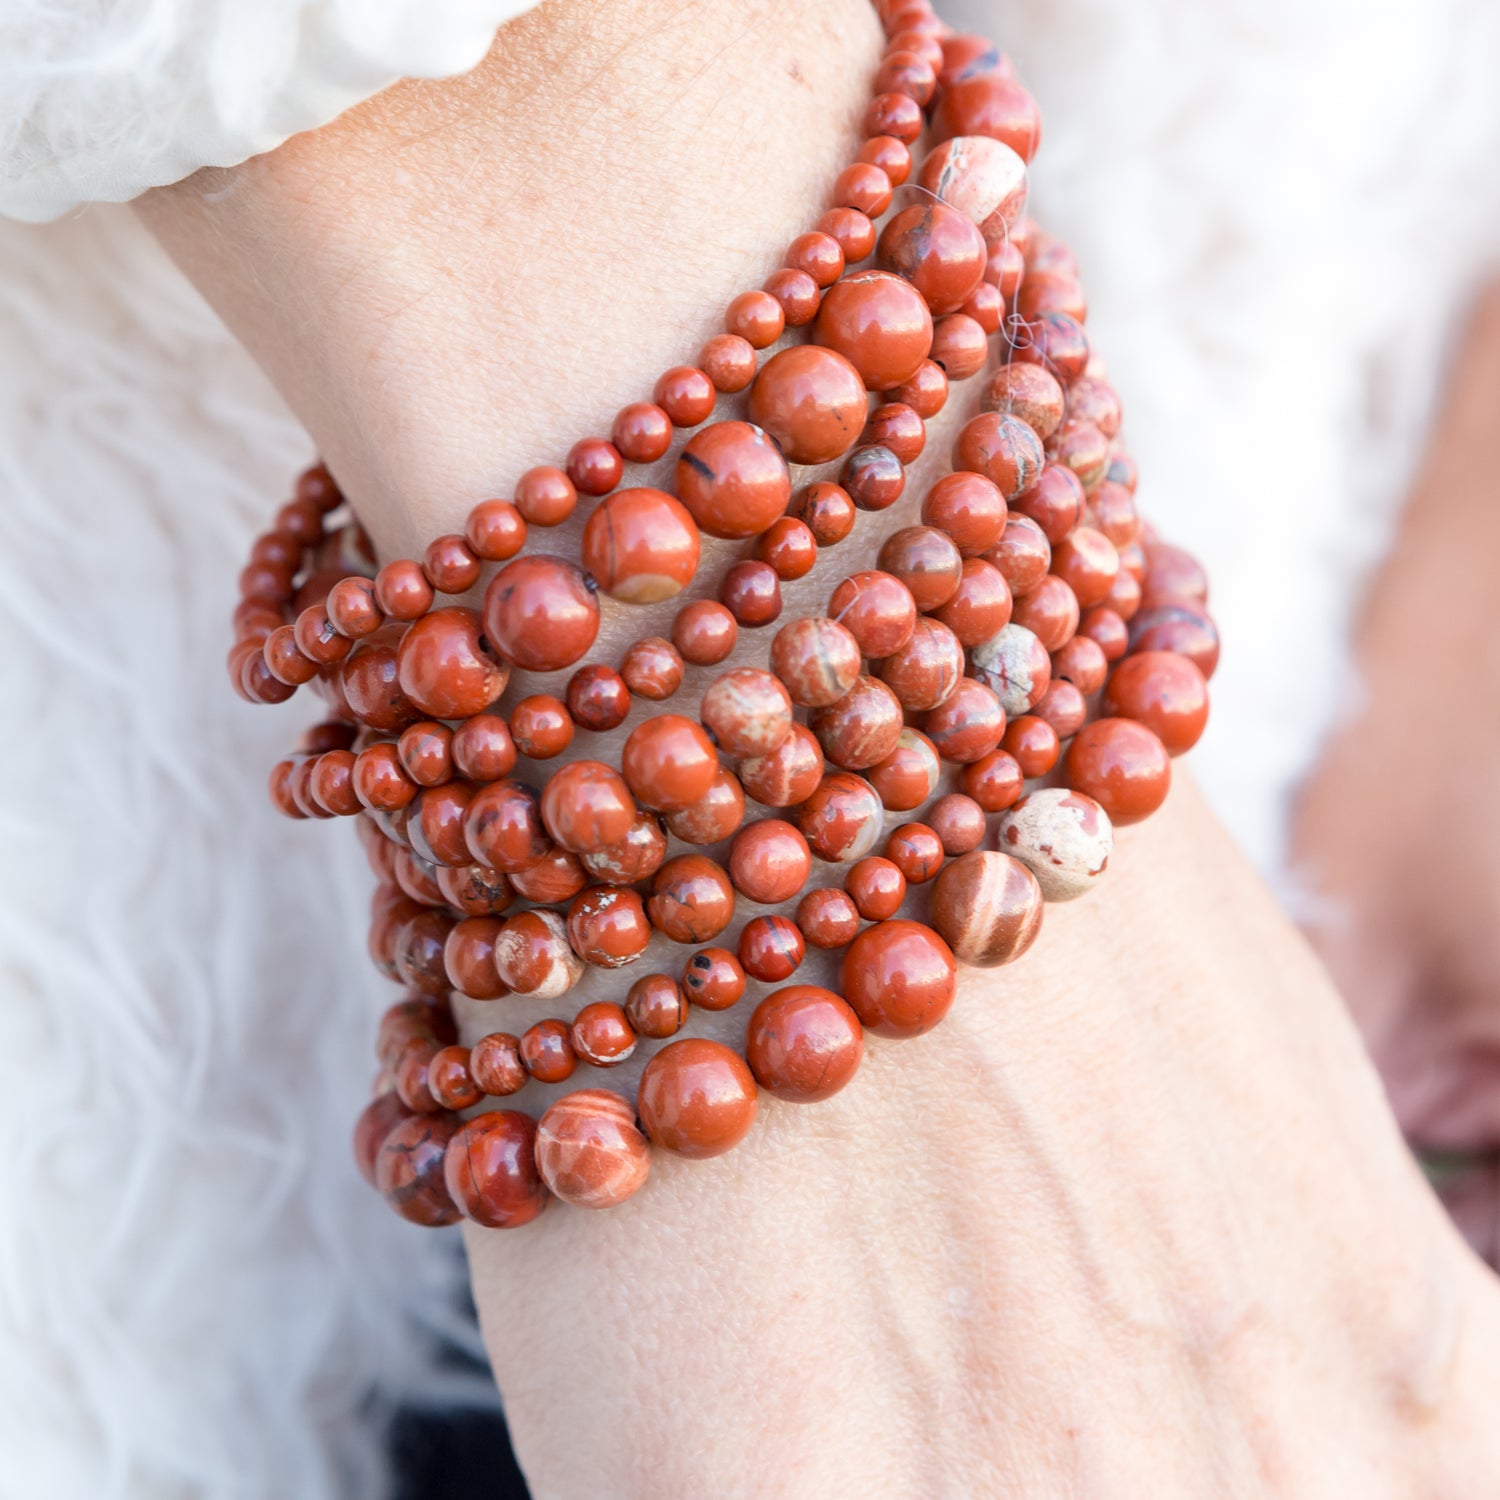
[232,0,1220,1229]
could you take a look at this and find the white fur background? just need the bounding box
[1,0,1498,1495]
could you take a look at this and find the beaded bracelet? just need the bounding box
[231,0,1220,1229]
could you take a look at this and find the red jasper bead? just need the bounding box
[676,421,791,540]
[1051,420,1110,492]
[671,600,739,665]
[327,576,383,639]
[465,499,527,562]
[811,674,904,771]
[816,206,877,264]
[353,1093,414,1188]
[1102,650,1209,754]
[566,437,624,497]
[514,466,577,526]
[746,986,864,1103]
[886,357,949,419]
[920,471,1006,557]
[738,723,825,808]
[438,863,513,919]
[625,972,689,1039]
[1081,604,1130,662]
[786,228,848,286]
[797,771,885,863]
[510,694,574,760]
[961,748,1026,813]
[864,90,923,144]
[930,850,1045,968]
[828,569,917,658]
[813,269,933,390]
[1002,714,1061,777]
[620,636,684,701]
[738,914,805,982]
[1011,463,1083,545]
[483,555,600,672]
[756,516,819,580]
[1011,574,1080,653]
[840,444,905,512]
[701,667,793,758]
[845,856,906,920]
[932,72,1042,160]
[699,333,758,393]
[877,619,965,711]
[398,722,453,788]
[374,560,434,622]
[954,411,1045,500]
[1011,311,1090,385]
[840,919,957,1038]
[470,1033,526,1096]
[748,345,868,465]
[566,665,631,733]
[863,401,925,465]
[762,267,820,327]
[463,780,549,875]
[681,946,746,1011]
[427,1045,481,1111]
[422,534,481,595]
[580,809,669,886]
[622,715,719,812]
[309,750,361,816]
[929,313,989,381]
[396,607,508,720]
[795,887,862,949]
[867,727,942,810]
[443,915,509,999]
[540,761,636,854]
[725,289,785,348]
[664,765,745,846]
[934,558,1012,646]
[923,677,1006,764]
[638,1038,758,1159]
[1034,678,1088,739]
[647,855,736,944]
[789,481,857,546]
[881,822,944,883]
[509,847,588,906]
[519,1018,578,1084]
[535,1090,651,1209]
[718,559,782,628]
[341,626,418,733]
[611,402,673,464]
[377,1114,461,1226]
[412,782,476,867]
[354,743,417,811]
[831,162,893,218]
[1127,605,1220,679]
[987,513,1051,596]
[980,363,1065,440]
[570,1002,638,1067]
[1140,544,1210,609]
[877,200,987,315]
[877,527,964,612]
[444,1111,548,1229]
[1052,634,1108,695]
[581,487,700,603]
[655,365,717,427]
[728,818,812,905]
[771,617,862,708]
[1064,717,1171,825]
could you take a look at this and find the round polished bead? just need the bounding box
[465,499,528,563]
[840,444,905,513]
[738,914,805,982]
[647,855,736,944]
[510,694,574,760]
[354,743,418,812]
[1091,480,1140,548]
[354,1093,415,1188]
[655,365,717,427]
[520,1020,578,1084]
[867,726,942,810]
[816,206,877,264]
[540,761,636,854]
[376,990,453,1067]
[398,722,454,788]
[444,1111,548,1229]
[412,782,477,868]
[309,750,361,816]
[1016,272,1087,324]
[1051,420,1110,492]
[930,849,1044,966]
[1069,377,1122,438]
[863,401,925,465]
[954,411,1045,499]
[1064,718,1171,825]
[422,534,481,596]
[699,333,758,393]
[294,603,353,667]
[463,780,549,873]
[728,818,812,905]
[1127,605,1220,679]
[845,856,906,920]
[786,229,846,286]
[377,1114,461,1226]
[1051,635,1108,697]
[444,915,509,999]
[681,946,746,1011]
[827,569,917,658]
[756,516,819,580]
[920,471,1006,557]
[1101,651,1209,755]
[581,487,700,603]
[494,910,584,1000]
[394,847,445,907]
[620,636,684,701]
[810,675,904,771]
[917,133,1029,241]
[840,919,956,1038]
[570,1001,638,1066]
[1011,463,1084,545]
[813,269,933,390]
[960,748,1025,813]
[718,559,782,628]
[374,560,434,622]
[341,626,418,733]
[443,717,512,786]
[873,47,936,104]
[1104,565,1143,622]
[770,617,861,708]
[883,822,945,882]
[1034,679,1088,740]
[637,1038,758,1159]
[886,357,949,419]
[263,626,316,687]
[922,677,1005,766]
[611,402,673,464]
[963,280,1003,335]
[483,555,600,672]
[676,421,791,539]
[876,527,963,612]
[931,795,990,858]
[933,73,1041,161]
[930,313,989,380]
[393,1039,441,1114]
[580,809,669,886]
[625,972,689,1039]
[746,986,864,1103]
[622,714,719,812]
[672,600,739,665]
[566,665,632,733]
[701,668,793,758]
[790,481,857,546]
[535,1090,651,1209]
[877,618,965,712]
[664,765,745,846]
[998,788,1113,901]
[369,896,426,982]
[738,722,825,808]
[1001,714,1060,777]
[1011,311,1090,385]
[725,289,785,349]
[747,345,868,465]
[797,772,885,863]
[326,576,383,639]
[831,162,892,217]
[987,513,1051,596]
[934,558,1012,647]
[986,238,1026,298]
[980,361,1065,440]
[427,1045,481,1111]
[972,622,1051,714]
[1081,604,1131,663]
[438,863,513,919]
[566,886,651,969]
[795,886,862,949]
[509,847,589,906]
[470,1032,526,1096]
[876,201,987,316]
[514,466,577,526]
[864,90,923,144]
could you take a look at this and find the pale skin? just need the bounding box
[140,1,1500,1494]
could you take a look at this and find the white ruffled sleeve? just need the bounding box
[0,0,538,222]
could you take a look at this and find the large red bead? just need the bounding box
[813,269,933,390]
[483,555,600,672]
[377,1113,461,1226]
[637,1039,758,1158]
[745,986,864,1102]
[1101,651,1209,755]
[676,421,792,539]
[535,1090,651,1210]
[839,919,957,1038]
[1064,717,1171,824]
[444,1111,549,1229]
[748,345,868,465]
[580,487,700,603]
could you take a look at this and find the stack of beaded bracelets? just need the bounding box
[230,0,1219,1230]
